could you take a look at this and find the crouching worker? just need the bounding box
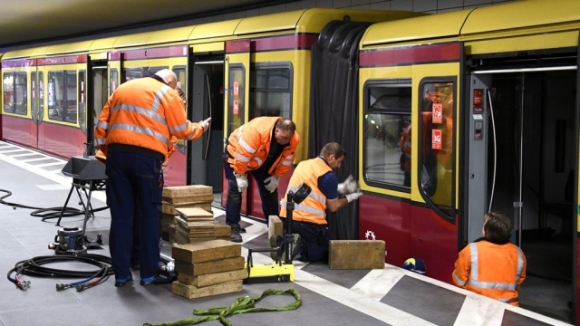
[279,142,362,262]
[452,211,527,306]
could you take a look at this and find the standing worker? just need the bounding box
[224,117,300,243]
[95,70,210,287]
[452,211,527,306]
[279,142,362,262]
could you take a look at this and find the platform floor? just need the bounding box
[0,140,573,326]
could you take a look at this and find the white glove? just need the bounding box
[337,175,358,195]
[264,175,280,193]
[199,118,211,132]
[234,173,248,193]
[345,191,363,203]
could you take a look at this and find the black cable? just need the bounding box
[7,254,114,291]
[0,188,108,222]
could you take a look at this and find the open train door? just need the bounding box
[221,40,250,214]
[189,51,225,195]
[465,51,578,318]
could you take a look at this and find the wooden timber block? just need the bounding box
[160,213,176,224]
[163,195,214,204]
[329,240,385,270]
[178,268,247,287]
[176,207,214,220]
[175,256,245,276]
[163,203,213,216]
[268,215,283,239]
[163,185,213,198]
[172,240,241,263]
[214,223,231,237]
[172,280,243,299]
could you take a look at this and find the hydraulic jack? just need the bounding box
[244,183,311,284]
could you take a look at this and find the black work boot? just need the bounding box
[230,224,243,243]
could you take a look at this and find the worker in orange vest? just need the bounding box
[96,70,210,287]
[452,211,527,306]
[224,116,300,242]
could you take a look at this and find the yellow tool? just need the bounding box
[243,183,311,284]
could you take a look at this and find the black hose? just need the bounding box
[7,254,114,291]
[0,188,108,222]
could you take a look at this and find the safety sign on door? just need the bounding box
[432,103,443,124]
[432,129,442,150]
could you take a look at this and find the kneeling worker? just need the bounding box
[452,211,527,306]
[279,142,362,262]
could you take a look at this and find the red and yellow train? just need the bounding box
[2,0,580,322]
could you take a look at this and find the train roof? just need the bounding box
[361,0,580,48]
[2,8,423,61]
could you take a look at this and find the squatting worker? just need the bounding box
[224,117,300,243]
[95,69,210,287]
[279,142,362,262]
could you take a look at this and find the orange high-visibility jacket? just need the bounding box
[95,77,204,158]
[452,240,527,306]
[226,116,300,176]
[279,157,331,225]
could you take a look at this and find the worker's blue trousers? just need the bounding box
[223,161,278,227]
[106,150,163,281]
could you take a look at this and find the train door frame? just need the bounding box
[188,53,224,193]
[222,39,250,211]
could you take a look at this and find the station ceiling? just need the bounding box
[0,0,290,50]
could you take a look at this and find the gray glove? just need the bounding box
[338,175,358,195]
[264,175,280,193]
[345,191,363,203]
[234,173,248,193]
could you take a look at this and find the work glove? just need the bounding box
[234,173,248,193]
[199,117,211,133]
[345,191,363,203]
[337,175,358,195]
[264,175,280,193]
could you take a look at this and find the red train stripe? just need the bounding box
[37,55,87,66]
[360,42,461,67]
[110,45,189,61]
[1,59,36,68]
[226,34,319,53]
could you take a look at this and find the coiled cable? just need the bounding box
[7,254,114,291]
[0,188,108,221]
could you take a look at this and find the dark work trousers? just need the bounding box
[106,150,163,281]
[286,219,332,262]
[223,161,279,227]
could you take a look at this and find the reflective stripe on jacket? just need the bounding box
[452,240,526,306]
[279,157,331,225]
[226,116,300,176]
[95,77,203,157]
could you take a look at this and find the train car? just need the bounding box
[351,0,580,321]
[0,8,423,222]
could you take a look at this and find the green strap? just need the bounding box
[143,288,301,326]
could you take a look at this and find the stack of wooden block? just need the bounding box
[173,207,231,244]
[160,185,214,243]
[171,240,247,299]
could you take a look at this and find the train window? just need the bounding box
[78,71,86,132]
[31,72,37,123]
[363,81,411,189]
[124,68,143,82]
[250,65,292,119]
[39,72,44,122]
[173,66,186,96]
[418,80,455,217]
[110,69,119,94]
[227,64,245,134]
[14,72,27,115]
[3,73,14,113]
[47,71,77,123]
